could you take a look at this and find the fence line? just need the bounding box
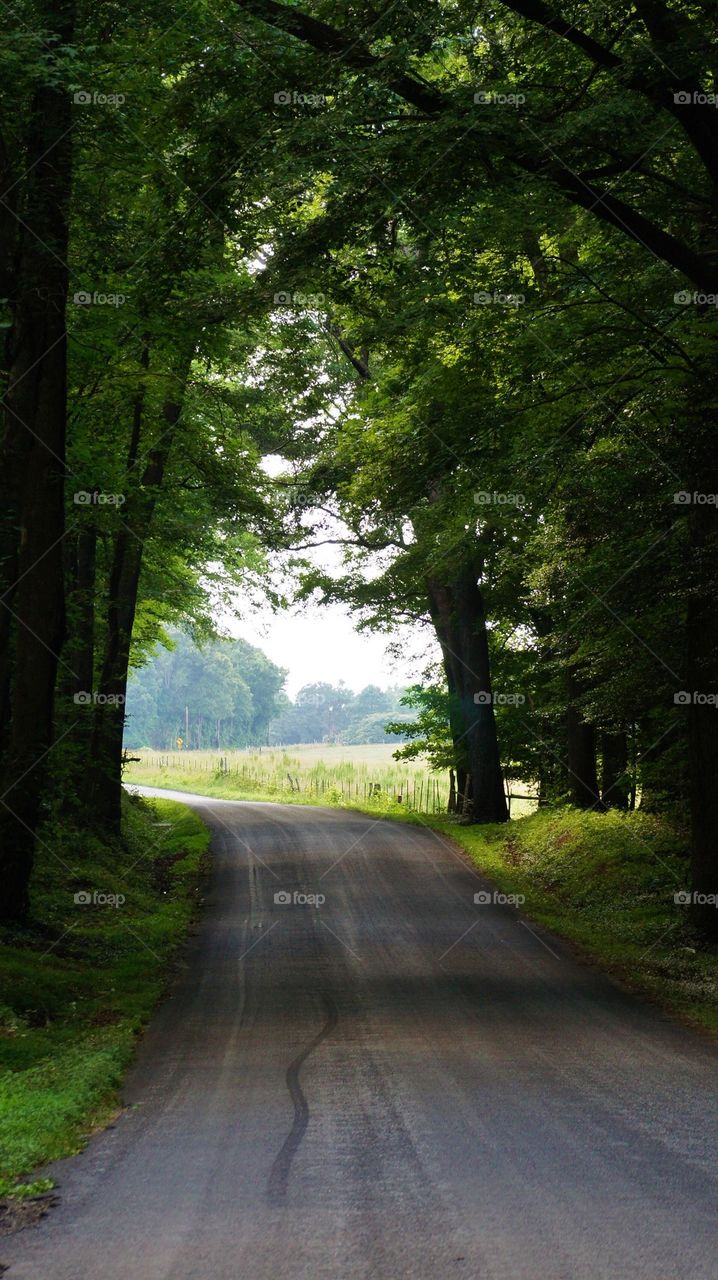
[127,751,537,818]
[131,753,449,814]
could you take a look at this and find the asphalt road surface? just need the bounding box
[4,789,718,1280]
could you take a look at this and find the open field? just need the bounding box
[124,744,538,817]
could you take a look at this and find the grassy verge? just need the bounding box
[0,794,209,1199]
[423,807,718,1036]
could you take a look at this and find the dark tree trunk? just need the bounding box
[565,672,601,809]
[62,525,97,700]
[455,765,469,813]
[0,2,75,921]
[461,772,473,816]
[601,731,630,810]
[454,570,509,822]
[86,362,191,833]
[428,568,508,824]
[686,483,718,939]
[443,669,469,813]
[0,105,27,732]
[446,766,469,814]
[57,526,97,806]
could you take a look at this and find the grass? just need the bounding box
[424,807,718,1035]
[124,744,538,818]
[126,743,450,811]
[0,794,209,1197]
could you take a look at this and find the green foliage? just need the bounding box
[241,0,718,822]
[125,633,410,748]
[269,681,409,745]
[0,797,209,1186]
[124,631,286,749]
[387,683,459,772]
[432,808,718,1032]
[3,0,718,941]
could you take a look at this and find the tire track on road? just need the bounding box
[267,991,339,1205]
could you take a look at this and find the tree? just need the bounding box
[124,632,286,749]
[0,0,75,920]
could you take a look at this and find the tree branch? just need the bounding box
[237,0,718,291]
[237,0,445,113]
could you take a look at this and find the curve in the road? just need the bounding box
[3,786,718,1280]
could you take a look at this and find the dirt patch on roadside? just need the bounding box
[0,1192,59,1236]
[152,851,185,894]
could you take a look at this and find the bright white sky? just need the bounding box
[229,602,428,699]
[217,458,434,697]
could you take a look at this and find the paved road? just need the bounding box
[4,790,718,1279]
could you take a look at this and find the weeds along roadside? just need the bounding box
[0,794,209,1203]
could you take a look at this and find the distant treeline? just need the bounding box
[124,633,410,749]
[272,682,410,747]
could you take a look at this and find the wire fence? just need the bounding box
[126,751,538,818]
[128,751,452,813]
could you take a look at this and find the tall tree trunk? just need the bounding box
[57,526,97,806]
[0,133,23,761]
[0,1,75,921]
[62,525,97,700]
[601,730,630,810]
[453,569,509,822]
[565,671,601,809]
[444,673,469,812]
[455,765,469,813]
[686,459,718,938]
[428,569,508,823]
[86,359,192,833]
